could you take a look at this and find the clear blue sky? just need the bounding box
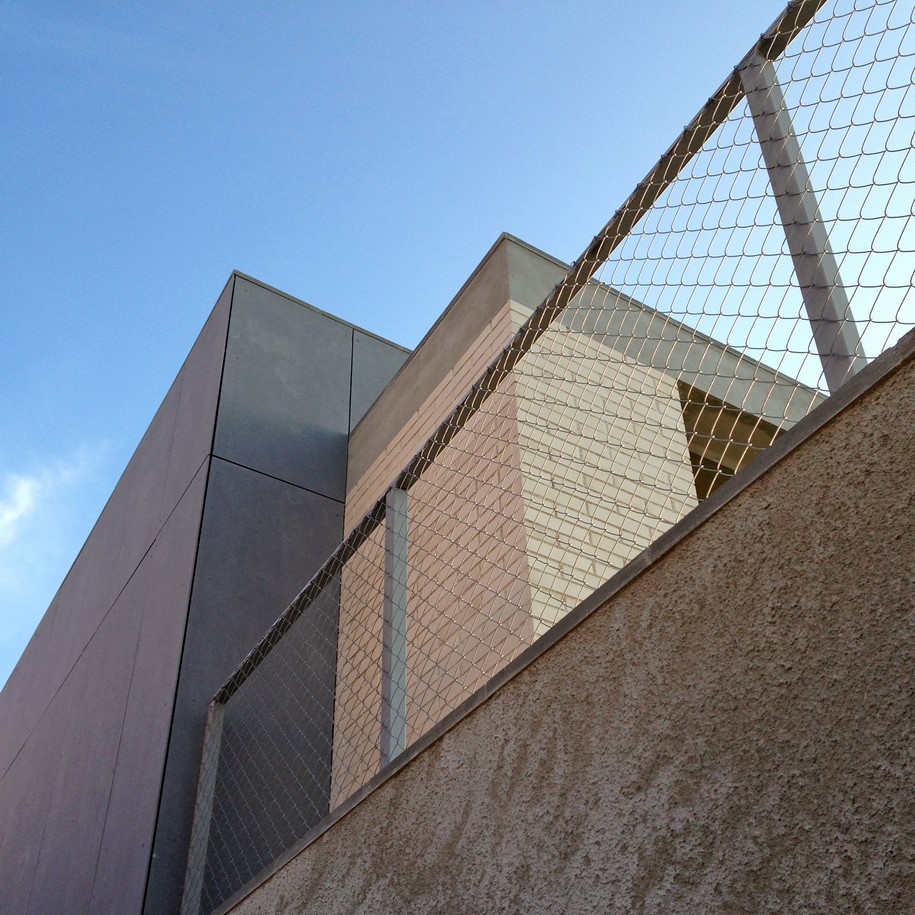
[0,0,789,687]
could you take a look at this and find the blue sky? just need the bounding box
[0,0,790,686]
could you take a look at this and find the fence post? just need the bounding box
[740,49,867,393]
[380,486,409,767]
[180,701,225,915]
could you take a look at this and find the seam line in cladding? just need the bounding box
[208,455,346,505]
[0,453,211,786]
[141,275,236,915]
[86,569,147,906]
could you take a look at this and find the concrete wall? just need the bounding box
[345,235,566,528]
[227,336,915,914]
[332,377,536,805]
[513,321,698,633]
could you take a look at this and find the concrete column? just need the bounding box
[741,50,867,393]
[381,487,409,767]
[180,701,225,915]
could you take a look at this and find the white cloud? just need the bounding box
[0,475,40,547]
[0,445,104,551]
[0,444,112,685]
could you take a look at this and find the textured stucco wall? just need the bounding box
[229,350,914,914]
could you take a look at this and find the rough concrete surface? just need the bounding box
[229,355,914,914]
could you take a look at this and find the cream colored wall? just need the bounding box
[333,292,699,802]
[512,321,698,634]
[333,297,530,803]
[403,374,534,741]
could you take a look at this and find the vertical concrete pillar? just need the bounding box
[741,50,867,393]
[381,486,409,767]
[180,701,225,915]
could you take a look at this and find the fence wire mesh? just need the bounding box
[183,0,915,910]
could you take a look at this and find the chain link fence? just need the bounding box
[183,0,915,910]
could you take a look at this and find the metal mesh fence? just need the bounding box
[183,0,915,910]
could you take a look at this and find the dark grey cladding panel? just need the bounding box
[89,463,207,914]
[16,565,146,915]
[0,282,230,914]
[214,278,353,500]
[350,331,410,431]
[0,375,182,785]
[53,375,179,656]
[163,278,233,512]
[0,683,54,914]
[144,458,344,915]
[0,593,58,775]
[0,280,229,761]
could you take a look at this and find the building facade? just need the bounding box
[0,235,822,913]
[0,274,408,914]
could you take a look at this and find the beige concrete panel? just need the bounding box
[513,329,698,632]
[229,331,915,915]
[344,234,557,531]
[346,238,511,504]
[345,297,521,529]
[333,380,535,804]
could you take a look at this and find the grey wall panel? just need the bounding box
[0,594,58,775]
[89,462,208,914]
[349,330,410,432]
[0,681,56,913]
[0,378,181,786]
[21,571,146,915]
[0,277,231,823]
[144,458,344,915]
[163,279,233,513]
[37,377,178,698]
[0,269,414,914]
[84,368,182,594]
[213,277,353,500]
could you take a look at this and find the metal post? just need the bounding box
[180,701,225,915]
[740,49,867,393]
[380,486,408,767]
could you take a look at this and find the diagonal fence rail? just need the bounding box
[183,0,915,910]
